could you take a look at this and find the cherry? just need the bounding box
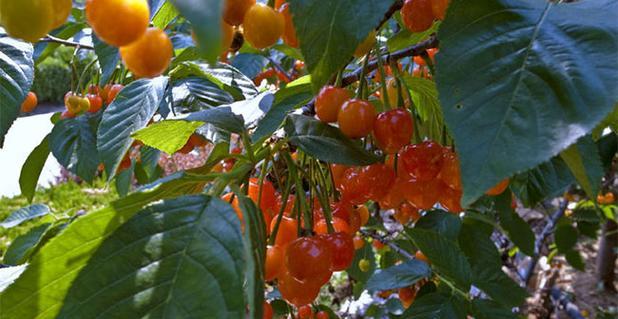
[404,178,440,210]
[104,84,124,104]
[20,92,38,113]
[379,176,408,209]
[316,86,352,123]
[399,141,445,182]
[278,270,321,307]
[86,0,150,47]
[337,99,376,139]
[356,205,370,227]
[223,0,255,26]
[353,236,365,250]
[265,245,285,281]
[314,217,350,235]
[120,27,173,78]
[270,215,298,248]
[330,164,349,191]
[374,109,414,154]
[316,310,329,319]
[248,177,279,226]
[279,3,298,48]
[438,184,463,213]
[86,94,103,113]
[263,301,273,319]
[286,237,333,281]
[298,305,313,319]
[243,3,284,49]
[322,232,355,271]
[431,0,449,20]
[485,178,509,196]
[222,193,244,227]
[438,149,462,190]
[401,0,434,33]
[361,163,396,202]
[415,250,429,263]
[399,287,417,309]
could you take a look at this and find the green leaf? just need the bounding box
[184,106,246,134]
[471,300,518,319]
[0,204,50,228]
[171,62,257,100]
[555,218,578,253]
[284,114,381,165]
[235,192,266,319]
[172,0,223,63]
[0,36,34,147]
[436,0,618,206]
[495,191,535,256]
[52,195,245,318]
[152,1,179,29]
[93,34,120,86]
[560,135,604,198]
[387,22,440,52]
[50,116,100,183]
[3,223,52,265]
[288,0,395,89]
[0,185,218,318]
[115,163,134,197]
[98,77,169,177]
[19,134,50,202]
[408,228,472,290]
[365,260,432,292]
[511,156,575,208]
[172,77,235,111]
[400,75,444,142]
[564,250,585,271]
[132,120,204,154]
[597,132,618,170]
[231,53,269,79]
[413,210,461,242]
[459,218,528,307]
[404,292,466,319]
[253,83,313,142]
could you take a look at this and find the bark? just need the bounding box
[596,220,617,292]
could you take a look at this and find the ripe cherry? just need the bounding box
[316,310,329,319]
[316,86,352,123]
[314,217,350,235]
[431,0,449,20]
[86,0,150,47]
[404,178,440,210]
[439,184,463,213]
[356,205,370,226]
[338,99,376,139]
[399,141,445,182]
[64,93,91,115]
[86,94,103,113]
[401,0,434,33]
[20,92,38,113]
[322,232,355,271]
[399,287,417,309]
[223,0,256,26]
[286,237,333,281]
[598,192,615,204]
[438,150,462,190]
[279,3,298,48]
[104,84,124,104]
[278,270,321,307]
[0,0,56,42]
[339,167,371,205]
[265,245,284,281]
[415,250,429,263]
[353,236,365,250]
[361,164,397,202]
[120,27,173,78]
[298,305,313,319]
[248,178,279,225]
[330,164,349,191]
[263,301,273,319]
[374,108,414,154]
[243,3,284,49]
[222,193,244,226]
[486,178,510,196]
[270,215,298,247]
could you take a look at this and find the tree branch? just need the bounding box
[39,35,95,50]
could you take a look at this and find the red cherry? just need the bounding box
[399,141,445,182]
[285,237,333,281]
[438,149,462,190]
[373,109,414,154]
[270,215,298,248]
[316,86,351,123]
[263,301,273,319]
[314,217,351,235]
[322,232,355,271]
[278,270,321,307]
[265,245,285,281]
[338,99,376,139]
[298,305,313,319]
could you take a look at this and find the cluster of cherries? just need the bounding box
[61,83,124,119]
[401,0,449,33]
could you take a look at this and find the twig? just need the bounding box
[265,56,293,83]
[522,200,569,285]
[376,0,404,32]
[360,229,415,259]
[39,35,95,50]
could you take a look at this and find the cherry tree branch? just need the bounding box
[39,35,95,50]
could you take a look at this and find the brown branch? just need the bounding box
[376,0,404,31]
[39,35,95,50]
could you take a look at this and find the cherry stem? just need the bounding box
[268,171,292,246]
[40,34,95,50]
[375,42,391,110]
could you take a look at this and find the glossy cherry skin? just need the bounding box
[316,86,352,123]
[243,3,284,49]
[438,149,462,190]
[278,270,322,306]
[223,0,255,26]
[298,305,313,319]
[314,217,351,235]
[399,141,445,182]
[270,215,298,248]
[403,178,440,210]
[338,99,376,139]
[431,0,449,20]
[330,164,349,191]
[86,94,103,113]
[285,237,333,281]
[265,245,285,281]
[401,0,434,33]
[316,310,329,319]
[248,177,279,225]
[399,287,417,309]
[120,27,173,78]
[263,302,273,319]
[374,109,414,154]
[322,232,355,271]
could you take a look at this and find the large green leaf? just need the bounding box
[98,77,169,177]
[285,114,381,165]
[387,22,440,52]
[152,1,179,29]
[132,120,204,154]
[55,195,245,318]
[171,62,258,100]
[0,265,27,293]
[404,292,466,319]
[0,177,215,319]
[407,228,472,290]
[50,116,100,183]
[93,34,120,86]
[172,77,234,111]
[288,0,395,89]
[365,260,431,292]
[436,0,618,206]
[2,223,51,265]
[19,134,50,202]
[172,0,223,63]
[471,300,518,319]
[413,210,461,242]
[0,36,34,147]
[184,106,246,134]
[0,204,50,228]
[401,75,445,142]
[560,135,604,198]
